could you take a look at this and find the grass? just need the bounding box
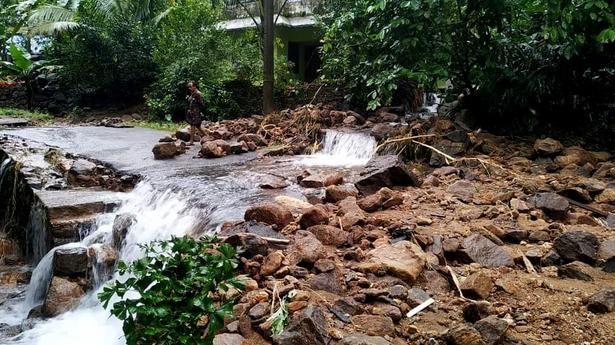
[125,119,185,132]
[0,107,53,121]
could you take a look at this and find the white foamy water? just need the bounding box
[6,182,200,345]
[300,130,376,167]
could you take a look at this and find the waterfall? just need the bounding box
[0,158,11,187]
[300,130,376,167]
[7,182,199,345]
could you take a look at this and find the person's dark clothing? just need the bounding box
[186,90,204,126]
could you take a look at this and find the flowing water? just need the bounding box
[1,129,377,344]
[300,130,376,167]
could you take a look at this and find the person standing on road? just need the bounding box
[186,81,206,146]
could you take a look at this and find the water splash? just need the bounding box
[300,130,376,167]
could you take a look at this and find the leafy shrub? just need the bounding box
[98,236,244,345]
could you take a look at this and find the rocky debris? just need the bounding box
[112,213,136,250]
[244,203,294,230]
[447,325,485,345]
[355,155,421,195]
[447,180,476,202]
[534,192,569,217]
[325,184,359,203]
[598,238,615,272]
[558,261,597,281]
[351,314,395,336]
[555,146,597,168]
[213,333,245,345]
[586,288,615,313]
[460,272,493,299]
[553,231,599,264]
[534,138,564,156]
[261,251,284,276]
[307,225,348,246]
[273,305,329,345]
[474,316,509,345]
[200,140,227,158]
[286,230,326,265]
[152,142,181,160]
[462,234,514,267]
[43,276,84,317]
[358,241,426,282]
[338,333,391,345]
[298,206,329,229]
[300,171,344,188]
[53,246,89,276]
[595,188,615,205]
[357,187,401,212]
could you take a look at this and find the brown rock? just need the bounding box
[299,206,329,229]
[534,138,564,156]
[359,241,426,282]
[213,333,245,345]
[351,315,395,336]
[447,325,486,345]
[586,288,615,313]
[595,188,615,205]
[325,184,359,203]
[460,272,493,299]
[355,155,421,195]
[244,203,294,230]
[358,193,385,212]
[462,234,514,267]
[474,316,509,345]
[447,180,476,202]
[261,251,284,276]
[558,261,597,281]
[152,142,178,160]
[43,277,84,317]
[307,225,348,246]
[53,246,89,276]
[286,230,326,265]
[200,141,226,158]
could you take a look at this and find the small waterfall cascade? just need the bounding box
[5,182,201,345]
[422,92,441,113]
[301,130,377,167]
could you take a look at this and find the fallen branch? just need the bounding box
[561,196,609,218]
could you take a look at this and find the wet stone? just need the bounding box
[53,246,89,276]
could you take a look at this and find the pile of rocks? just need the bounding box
[208,140,614,344]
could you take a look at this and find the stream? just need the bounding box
[0,129,376,344]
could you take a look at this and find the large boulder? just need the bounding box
[244,203,294,230]
[553,231,599,264]
[358,241,426,282]
[355,155,421,195]
[152,142,178,160]
[273,305,329,345]
[533,138,564,157]
[462,234,514,267]
[69,159,97,175]
[53,246,89,276]
[43,277,84,317]
[237,133,267,147]
[200,141,226,158]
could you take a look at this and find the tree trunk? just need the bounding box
[262,0,275,114]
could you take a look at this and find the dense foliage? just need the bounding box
[98,236,244,345]
[322,0,615,143]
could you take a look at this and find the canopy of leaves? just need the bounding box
[98,236,244,345]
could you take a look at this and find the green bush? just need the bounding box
[98,236,244,345]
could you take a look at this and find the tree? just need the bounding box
[0,43,51,108]
[227,0,291,114]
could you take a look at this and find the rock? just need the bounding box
[112,213,136,249]
[249,302,269,319]
[586,288,615,313]
[598,239,615,271]
[43,277,84,317]
[338,333,391,345]
[351,315,395,336]
[407,288,431,307]
[534,192,569,217]
[273,305,329,345]
[212,139,232,155]
[463,301,492,323]
[359,241,426,282]
[286,230,326,265]
[558,261,596,281]
[224,234,268,258]
[212,126,232,140]
[325,184,359,203]
[447,325,485,345]
[229,141,249,154]
[244,203,294,230]
[358,193,385,212]
[534,138,564,156]
[237,133,267,147]
[555,146,597,167]
[447,180,476,202]
[300,172,344,188]
[501,229,528,244]
[355,155,421,195]
[70,159,97,175]
[553,231,599,264]
[595,188,615,205]
[334,297,363,316]
[259,175,289,189]
[152,142,178,160]
[307,225,348,246]
[460,272,493,299]
[371,123,399,140]
[213,333,245,345]
[429,140,466,166]
[541,250,561,267]
[371,304,402,323]
[53,246,89,276]
[307,270,345,294]
[261,251,284,276]
[343,115,357,126]
[200,141,226,158]
[474,316,509,345]
[298,206,329,229]
[510,198,530,212]
[314,259,336,273]
[175,129,192,142]
[462,234,514,267]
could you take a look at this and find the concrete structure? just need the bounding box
[220,0,323,81]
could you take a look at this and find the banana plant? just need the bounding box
[0,43,49,109]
